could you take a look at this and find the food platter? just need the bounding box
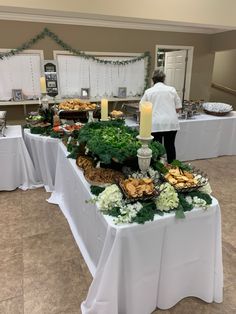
[25,112,44,125]
[109,110,125,120]
[119,177,159,201]
[203,109,232,116]
[58,99,97,112]
[58,99,99,121]
[84,168,125,187]
[163,166,208,193]
[203,102,233,116]
[62,123,83,134]
[76,155,124,186]
[76,156,94,171]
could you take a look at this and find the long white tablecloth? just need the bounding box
[24,129,59,192]
[48,141,223,314]
[24,112,236,193]
[0,126,41,191]
[126,111,236,161]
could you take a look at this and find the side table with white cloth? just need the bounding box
[176,111,236,161]
[126,111,236,161]
[0,125,41,191]
[24,129,59,192]
[48,142,223,314]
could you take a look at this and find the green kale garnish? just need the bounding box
[171,160,192,171]
[90,185,105,196]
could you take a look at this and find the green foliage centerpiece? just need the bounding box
[76,119,165,166]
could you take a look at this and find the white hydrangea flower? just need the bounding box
[114,202,143,224]
[184,195,208,209]
[192,196,207,209]
[198,183,212,195]
[155,183,179,211]
[185,196,193,204]
[97,184,123,211]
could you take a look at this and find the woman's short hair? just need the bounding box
[152,69,166,84]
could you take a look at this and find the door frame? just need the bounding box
[155,45,194,100]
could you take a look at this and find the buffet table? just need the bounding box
[24,129,59,192]
[47,141,223,314]
[176,111,236,161]
[0,126,41,191]
[23,111,236,194]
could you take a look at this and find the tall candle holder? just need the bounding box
[137,135,153,174]
[38,93,54,125]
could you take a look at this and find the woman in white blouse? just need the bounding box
[140,69,182,163]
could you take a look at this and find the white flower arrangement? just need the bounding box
[198,182,212,195]
[97,184,123,211]
[185,195,208,209]
[114,202,143,224]
[155,182,179,211]
[90,170,212,224]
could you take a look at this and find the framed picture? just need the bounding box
[47,81,57,88]
[118,87,127,98]
[12,89,23,101]
[81,88,90,98]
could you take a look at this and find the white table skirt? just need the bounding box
[48,142,223,314]
[176,111,236,161]
[126,111,236,161]
[24,129,59,192]
[0,126,41,191]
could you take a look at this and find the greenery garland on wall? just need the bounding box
[0,27,151,90]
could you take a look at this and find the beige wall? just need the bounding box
[210,31,236,108]
[210,88,236,109]
[212,50,236,89]
[0,20,215,119]
[211,30,236,51]
[0,20,214,95]
[1,0,236,28]
[210,49,236,108]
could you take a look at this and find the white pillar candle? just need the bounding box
[101,98,108,120]
[40,76,47,94]
[139,102,153,138]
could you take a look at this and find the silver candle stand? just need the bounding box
[137,135,154,174]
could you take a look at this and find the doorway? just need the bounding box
[155,45,194,101]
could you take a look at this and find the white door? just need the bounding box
[164,50,187,101]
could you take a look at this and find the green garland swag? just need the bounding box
[0,27,151,90]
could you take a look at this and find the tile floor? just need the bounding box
[0,156,235,314]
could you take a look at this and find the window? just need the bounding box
[54,51,146,98]
[0,50,43,101]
